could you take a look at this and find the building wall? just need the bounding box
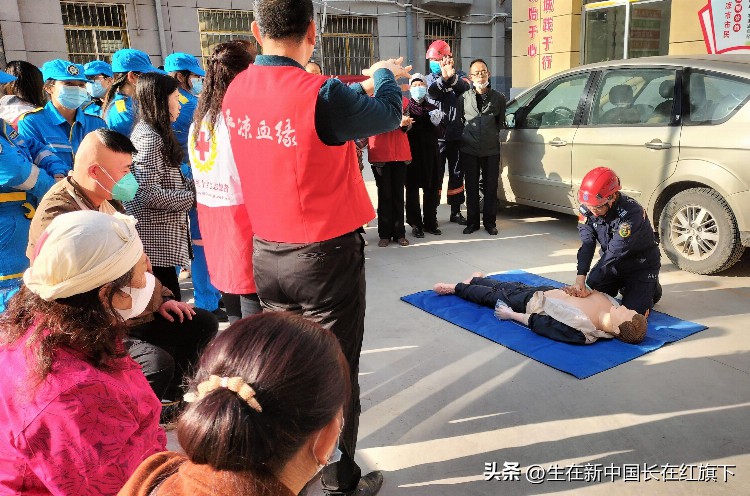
[1,0,512,93]
[511,0,715,93]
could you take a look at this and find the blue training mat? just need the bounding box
[401,270,708,379]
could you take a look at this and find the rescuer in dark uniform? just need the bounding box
[568,167,662,316]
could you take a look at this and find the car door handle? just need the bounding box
[549,138,568,147]
[645,139,672,150]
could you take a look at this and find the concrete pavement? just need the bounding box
[176,167,750,495]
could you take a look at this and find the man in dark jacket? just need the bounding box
[571,167,662,315]
[426,40,468,225]
[432,58,505,235]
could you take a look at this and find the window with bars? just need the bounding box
[61,2,129,65]
[321,15,377,76]
[197,9,258,61]
[424,18,460,71]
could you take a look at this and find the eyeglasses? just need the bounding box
[470,70,489,77]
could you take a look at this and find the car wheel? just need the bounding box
[659,187,745,274]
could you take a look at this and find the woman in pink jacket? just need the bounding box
[0,210,166,495]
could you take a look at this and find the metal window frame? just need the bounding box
[319,14,378,76]
[424,16,461,70]
[197,8,258,61]
[60,1,129,64]
[580,0,670,65]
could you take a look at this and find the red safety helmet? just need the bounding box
[426,40,452,60]
[578,167,622,206]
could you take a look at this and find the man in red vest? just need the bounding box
[223,1,409,495]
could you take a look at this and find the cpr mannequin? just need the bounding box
[434,273,647,345]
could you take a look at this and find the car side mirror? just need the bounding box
[505,113,516,129]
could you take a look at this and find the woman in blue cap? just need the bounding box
[0,69,59,311]
[103,49,163,136]
[165,52,224,320]
[82,60,113,118]
[165,52,205,157]
[16,59,106,174]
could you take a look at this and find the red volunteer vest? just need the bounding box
[223,65,375,243]
[368,128,411,163]
[190,116,255,294]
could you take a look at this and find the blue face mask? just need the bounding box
[328,444,342,465]
[191,78,203,95]
[429,60,442,75]
[57,85,89,110]
[410,86,427,101]
[86,80,106,99]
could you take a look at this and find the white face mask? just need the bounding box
[116,272,155,321]
[474,81,490,90]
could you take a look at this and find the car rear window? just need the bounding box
[685,71,750,125]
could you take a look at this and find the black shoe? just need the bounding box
[653,279,662,305]
[450,212,467,225]
[486,227,498,235]
[332,471,384,496]
[212,308,229,323]
[463,225,478,234]
[412,227,425,238]
[424,227,442,235]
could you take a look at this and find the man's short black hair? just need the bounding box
[254,0,314,41]
[469,59,489,71]
[94,128,137,155]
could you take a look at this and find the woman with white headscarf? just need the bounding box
[0,210,166,495]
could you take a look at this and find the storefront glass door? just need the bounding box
[583,0,671,64]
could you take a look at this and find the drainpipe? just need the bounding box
[405,2,414,67]
[154,0,168,62]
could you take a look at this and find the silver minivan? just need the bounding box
[502,55,750,274]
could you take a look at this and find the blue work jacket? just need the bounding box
[17,101,105,172]
[105,92,136,136]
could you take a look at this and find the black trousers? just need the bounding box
[372,162,407,240]
[463,153,500,229]
[152,266,181,302]
[406,184,440,231]
[455,277,587,345]
[440,139,465,212]
[587,264,661,315]
[222,292,262,324]
[253,231,366,493]
[128,308,219,401]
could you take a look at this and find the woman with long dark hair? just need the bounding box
[0,60,45,128]
[188,40,260,322]
[120,312,349,496]
[124,72,195,300]
[0,210,165,495]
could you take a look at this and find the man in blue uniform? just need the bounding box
[82,60,113,118]
[0,70,62,310]
[17,59,105,173]
[570,167,662,315]
[105,49,163,136]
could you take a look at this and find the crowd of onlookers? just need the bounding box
[0,0,667,493]
[0,0,514,493]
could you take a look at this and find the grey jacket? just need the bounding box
[459,86,506,157]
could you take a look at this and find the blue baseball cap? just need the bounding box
[0,71,17,84]
[111,49,163,74]
[84,60,113,78]
[41,59,88,82]
[164,53,205,77]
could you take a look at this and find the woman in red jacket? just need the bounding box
[0,210,165,495]
[367,110,413,247]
